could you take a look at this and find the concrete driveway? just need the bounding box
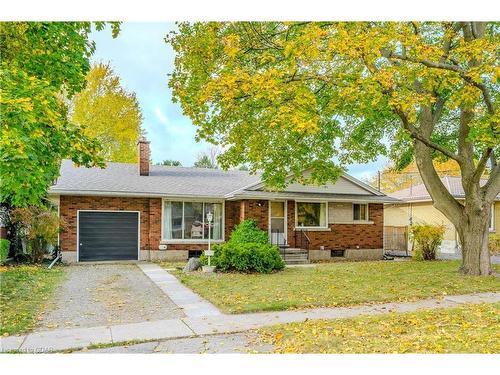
[36,264,185,331]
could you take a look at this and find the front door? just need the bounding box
[269,201,287,246]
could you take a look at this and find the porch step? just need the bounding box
[284,248,308,254]
[280,248,309,265]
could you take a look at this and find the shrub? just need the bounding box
[204,242,285,273]
[228,219,269,245]
[200,219,284,273]
[489,233,500,255]
[410,223,445,261]
[0,239,10,263]
[9,206,64,263]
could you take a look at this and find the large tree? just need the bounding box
[70,63,143,163]
[168,22,499,275]
[0,22,120,207]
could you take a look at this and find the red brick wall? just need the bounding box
[138,139,150,176]
[60,196,256,253]
[60,196,162,252]
[243,200,269,232]
[287,202,383,249]
[224,200,241,240]
[60,196,383,254]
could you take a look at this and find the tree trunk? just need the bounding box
[413,132,494,276]
[456,205,492,275]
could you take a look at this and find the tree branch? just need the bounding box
[394,108,463,162]
[482,162,500,202]
[387,52,462,73]
[472,148,492,182]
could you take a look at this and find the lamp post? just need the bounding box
[203,211,215,272]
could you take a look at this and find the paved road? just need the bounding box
[36,264,185,331]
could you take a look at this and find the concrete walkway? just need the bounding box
[2,291,499,353]
[137,263,221,318]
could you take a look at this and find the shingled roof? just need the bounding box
[50,159,398,202]
[50,160,261,198]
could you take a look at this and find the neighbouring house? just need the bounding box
[384,176,500,255]
[48,137,398,263]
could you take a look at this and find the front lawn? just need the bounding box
[259,303,500,353]
[0,265,65,335]
[171,260,500,313]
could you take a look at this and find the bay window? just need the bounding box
[296,202,327,228]
[163,200,223,241]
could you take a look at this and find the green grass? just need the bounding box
[0,264,65,335]
[157,260,187,270]
[259,303,500,353]
[170,260,500,313]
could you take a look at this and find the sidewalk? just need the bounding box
[2,291,499,353]
[137,263,221,317]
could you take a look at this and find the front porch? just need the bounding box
[225,199,385,264]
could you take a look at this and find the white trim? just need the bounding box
[268,200,288,245]
[294,227,331,232]
[77,210,140,262]
[51,190,226,199]
[333,221,374,225]
[161,198,225,243]
[161,239,225,245]
[295,201,328,229]
[340,173,385,196]
[352,203,369,221]
[229,193,397,203]
[242,169,384,196]
[489,204,495,232]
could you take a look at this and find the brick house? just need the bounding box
[49,138,397,263]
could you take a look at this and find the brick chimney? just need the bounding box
[138,137,150,176]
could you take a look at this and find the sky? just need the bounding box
[90,22,388,181]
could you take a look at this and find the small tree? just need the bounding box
[9,206,63,263]
[193,147,219,168]
[411,223,446,261]
[158,159,182,166]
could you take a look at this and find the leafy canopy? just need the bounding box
[0,22,120,207]
[70,63,143,163]
[167,22,499,189]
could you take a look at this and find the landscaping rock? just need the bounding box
[183,257,201,272]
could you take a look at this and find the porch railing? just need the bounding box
[271,229,288,261]
[294,228,311,252]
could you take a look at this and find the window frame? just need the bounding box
[161,198,225,243]
[353,203,369,222]
[295,201,328,229]
[489,204,495,232]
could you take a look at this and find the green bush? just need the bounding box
[0,239,10,263]
[228,219,269,245]
[200,219,284,273]
[489,233,500,255]
[410,223,445,261]
[204,242,284,273]
[9,206,63,263]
